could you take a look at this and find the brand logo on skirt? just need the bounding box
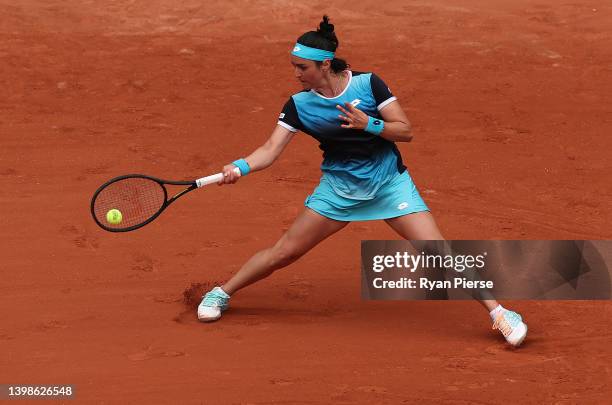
[397,202,409,210]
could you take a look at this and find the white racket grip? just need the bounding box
[195,167,241,188]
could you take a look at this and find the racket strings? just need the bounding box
[93,178,166,229]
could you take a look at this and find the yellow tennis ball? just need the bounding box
[106,209,123,225]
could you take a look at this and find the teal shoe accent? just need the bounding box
[504,311,523,327]
[200,286,230,311]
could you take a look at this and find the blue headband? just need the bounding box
[291,43,335,61]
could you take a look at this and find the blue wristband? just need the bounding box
[232,158,251,176]
[365,116,385,136]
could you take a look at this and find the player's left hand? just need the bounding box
[336,102,369,130]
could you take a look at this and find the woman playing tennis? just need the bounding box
[198,16,527,346]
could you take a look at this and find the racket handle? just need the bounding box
[195,167,241,188]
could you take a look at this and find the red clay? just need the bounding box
[1,1,611,403]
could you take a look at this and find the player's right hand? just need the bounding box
[218,164,241,185]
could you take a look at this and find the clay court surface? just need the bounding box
[1,0,611,403]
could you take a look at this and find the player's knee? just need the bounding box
[269,243,302,268]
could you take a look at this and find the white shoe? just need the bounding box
[492,309,528,347]
[197,286,230,322]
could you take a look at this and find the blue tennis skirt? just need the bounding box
[304,170,430,222]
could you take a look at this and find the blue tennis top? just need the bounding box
[278,71,406,200]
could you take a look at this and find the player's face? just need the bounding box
[291,56,325,89]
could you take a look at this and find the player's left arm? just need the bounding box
[336,72,413,142]
[337,100,413,142]
[375,100,413,142]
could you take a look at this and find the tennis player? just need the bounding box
[198,16,527,346]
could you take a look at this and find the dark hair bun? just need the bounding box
[317,15,336,41]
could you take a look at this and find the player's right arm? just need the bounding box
[219,124,295,184]
[220,98,302,184]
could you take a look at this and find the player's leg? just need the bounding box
[198,208,348,321]
[384,210,444,241]
[385,211,497,307]
[222,208,348,294]
[384,211,527,346]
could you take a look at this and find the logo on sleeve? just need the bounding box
[279,113,285,119]
[397,202,409,210]
[293,46,301,52]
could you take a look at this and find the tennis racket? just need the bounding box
[90,168,241,232]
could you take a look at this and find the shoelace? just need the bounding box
[492,311,521,337]
[201,291,228,307]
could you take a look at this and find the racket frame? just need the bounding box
[90,174,196,233]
